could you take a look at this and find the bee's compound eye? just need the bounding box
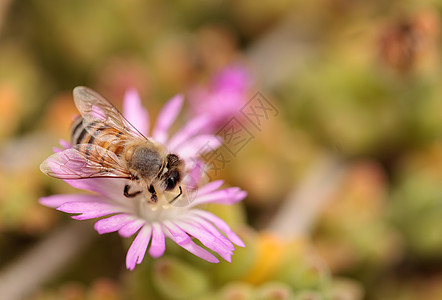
[165,177,177,191]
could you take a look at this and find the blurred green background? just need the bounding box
[2,0,442,299]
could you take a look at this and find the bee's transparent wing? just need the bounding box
[73,86,147,141]
[169,171,200,207]
[40,144,131,179]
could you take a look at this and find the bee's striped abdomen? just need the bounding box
[71,117,128,157]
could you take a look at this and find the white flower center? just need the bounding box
[136,193,185,222]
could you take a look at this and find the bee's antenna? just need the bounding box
[169,186,183,205]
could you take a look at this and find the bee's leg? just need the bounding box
[169,186,182,205]
[124,184,141,198]
[148,184,158,203]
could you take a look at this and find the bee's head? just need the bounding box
[161,154,184,191]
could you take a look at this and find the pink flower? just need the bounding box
[188,64,252,131]
[40,88,246,270]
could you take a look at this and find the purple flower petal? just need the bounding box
[190,188,247,206]
[175,135,222,159]
[197,180,224,196]
[213,65,251,92]
[152,94,184,144]
[233,191,248,203]
[94,214,136,234]
[126,225,152,270]
[176,221,233,262]
[148,222,166,258]
[187,64,251,130]
[167,116,211,151]
[119,219,146,238]
[39,194,104,208]
[164,221,219,263]
[123,88,149,136]
[163,220,190,244]
[58,201,124,220]
[52,147,62,153]
[191,210,245,247]
[189,217,235,251]
[59,139,71,149]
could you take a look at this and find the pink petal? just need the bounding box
[163,221,219,263]
[148,222,166,258]
[126,225,152,270]
[94,214,136,234]
[176,221,232,262]
[119,219,146,238]
[59,139,71,149]
[163,220,190,244]
[123,88,149,136]
[58,201,123,220]
[152,94,184,144]
[197,180,224,196]
[52,147,62,153]
[39,194,104,208]
[187,88,209,116]
[190,188,247,207]
[190,217,235,251]
[233,191,248,203]
[167,116,211,151]
[187,64,251,128]
[213,64,251,92]
[175,135,222,159]
[191,210,245,247]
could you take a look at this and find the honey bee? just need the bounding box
[40,87,185,204]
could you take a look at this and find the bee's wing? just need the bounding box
[169,172,199,207]
[170,188,198,207]
[73,86,147,141]
[40,144,131,179]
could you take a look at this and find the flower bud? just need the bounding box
[152,256,210,300]
[255,282,293,300]
[217,282,254,300]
